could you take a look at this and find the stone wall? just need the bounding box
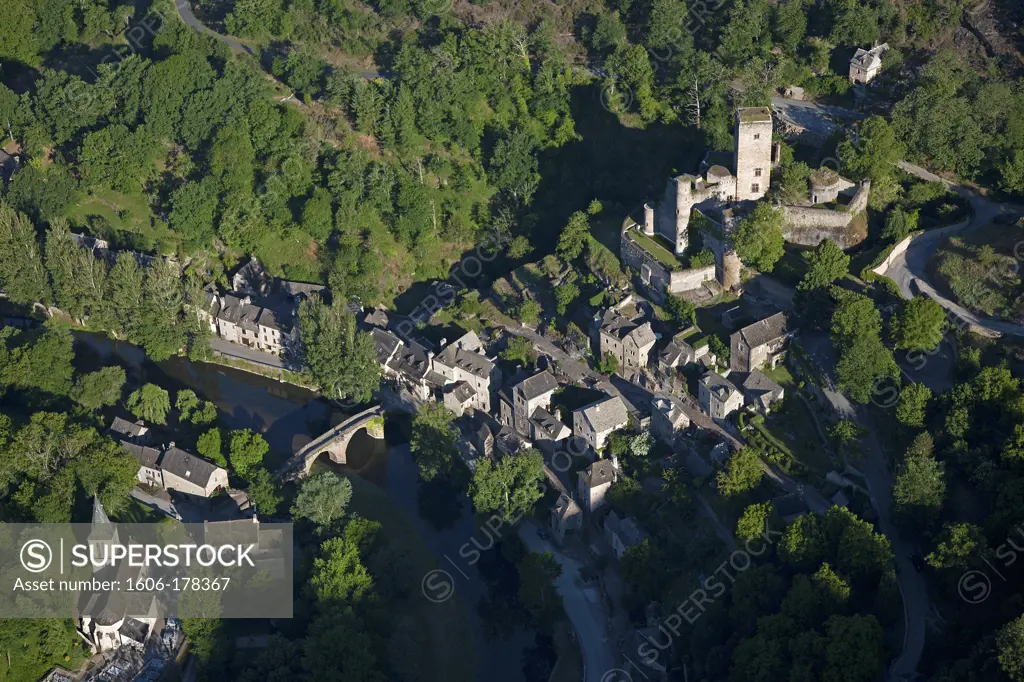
[668,264,717,293]
[847,180,871,215]
[781,206,867,248]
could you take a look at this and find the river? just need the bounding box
[73,332,537,682]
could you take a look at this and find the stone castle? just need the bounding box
[621,107,869,297]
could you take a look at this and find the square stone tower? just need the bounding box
[733,107,773,202]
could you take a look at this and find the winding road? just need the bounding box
[173,0,385,79]
[879,161,1024,336]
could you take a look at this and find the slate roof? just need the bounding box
[851,43,888,70]
[652,394,689,426]
[735,312,789,349]
[118,617,150,644]
[515,370,559,401]
[530,407,571,440]
[437,336,494,378]
[371,328,401,365]
[256,307,284,332]
[606,511,648,547]
[660,335,698,367]
[279,280,326,299]
[218,295,261,332]
[231,257,267,294]
[580,459,616,489]
[576,396,629,434]
[449,381,477,404]
[120,441,162,469]
[701,372,740,400]
[741,371,784,405]
[599,310,656,348]
[110,417,147,439]
[159,447,224,488]
[364,309,389,329]
[390,340,433,379]
[552,492,581,521]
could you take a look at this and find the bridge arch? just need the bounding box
[277,406,386,481]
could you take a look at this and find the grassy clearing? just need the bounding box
[761,398,832,474]
[111,497,172,523]
[763,364,796,387]
[625,229,687,269]
[69,187,180,254]
[252,229,323,283]
[341,473,477,682]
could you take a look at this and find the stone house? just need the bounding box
[550,493,582,543]
[528,407,572,455]
[472,421,494,459]
[498,370,560,437]
[109,417,150,445]
[699,372,744,421]
[372,329,439,401]
[605,510,649,559]
[596,309,657,372]
[495,425,531,457]
[158,446,229,498]
[730,312,790,373]
[432,331,501,414]
[741,370,785,414]
[849,44,889,84]
[573,395,630,455]
[577,459,617,514]
[650,394,690,448]
[121,442,164,488]
[659,332,715,370]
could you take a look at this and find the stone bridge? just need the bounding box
[277,405,385,481]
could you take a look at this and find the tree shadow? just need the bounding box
[529,84,705,254]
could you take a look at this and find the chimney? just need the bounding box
[440,337,447,348]
[554,408,562,423]
[643,203,655,235]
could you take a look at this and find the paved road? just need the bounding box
[881,161,1024,337]
[771,97,866,137]
[173,0,254,54]
[209,336,285,368]
[173,0,383,79]
[799,332,929,681]
[130,488,180,520]
[519,521,616,682]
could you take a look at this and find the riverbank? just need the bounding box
[74,331,533,682]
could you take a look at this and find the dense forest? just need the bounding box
[2,0,1024,680]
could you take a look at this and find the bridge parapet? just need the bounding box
[277,405,385,481]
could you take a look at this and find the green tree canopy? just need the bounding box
[410,402,458,482]
[799,239,850,291]
[298,296,381,403]
[70,366,126,411]
[228,429,269,479]
[716,447,764,497]
[734,203,785,272]
[470,448,545,522]
[890,297,946,351]
[126,384,171,424]
[292,472,354,532]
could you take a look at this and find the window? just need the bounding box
[751,183,760,193]
[754,168,762,177]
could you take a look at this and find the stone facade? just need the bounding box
[730,312,790,373]
[620,227,717,296]
[734,107,774,202]
[698,372,744,421]
[850,44,889,84]
[596,309,657,371]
